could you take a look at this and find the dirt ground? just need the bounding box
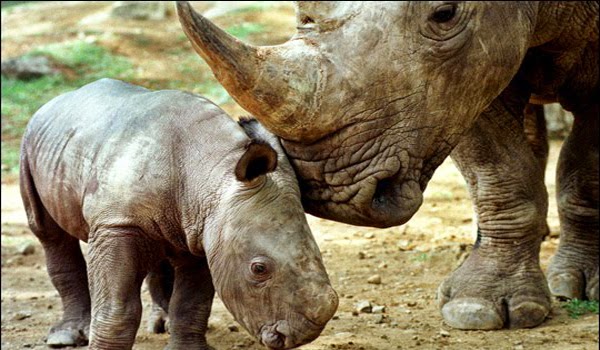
[1,2,598,350]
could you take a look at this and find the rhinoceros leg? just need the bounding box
[439,90,551,330]
[20,157,90,347]
[87,229,151,349]
[166,255,215,350]
[523,103,549,172]
[547,105,599,301]
[146,260,174,334]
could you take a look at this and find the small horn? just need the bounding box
[177,1,320,141]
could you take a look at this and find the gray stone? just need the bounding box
[355,300,372,314]
[1,56,57,80]
[17,242,35,256]
[111,1,169,20]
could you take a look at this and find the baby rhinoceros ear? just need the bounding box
[235,140,278,182]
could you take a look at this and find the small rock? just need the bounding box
[514,346,524,350]
[367,275,382,285]
[406,301,417,307]
[378,262,387,269]
[355,300,372,313]
[364,232,375,239]
[439,330,450,337]
[374,314,387,324]
[18,242,36,256]
[13,311,32,321]
[1,56,57,80]
[111,1,169,20]
[228,324,239,332]
[358,251,366,259]
[332,315,339,320]
[397,239,413,251]
[372,305,386,314]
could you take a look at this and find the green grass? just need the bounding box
[562,299,599,319]
[226,22,266,40]
[411,252,430,262]
[1,41,134,178]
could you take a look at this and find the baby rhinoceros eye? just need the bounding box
[248,256,274,283]
[251,262,267,275]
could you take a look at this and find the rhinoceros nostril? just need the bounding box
[372,176,398,208]
[261,328,285,349]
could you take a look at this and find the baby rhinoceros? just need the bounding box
[20,78,338,350]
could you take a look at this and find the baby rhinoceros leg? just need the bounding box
[20,159,90,347]
[146,260,174,334]
[165,254,215,350]
[87,228,157,350]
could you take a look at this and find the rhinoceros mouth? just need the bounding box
[300,172,424,228]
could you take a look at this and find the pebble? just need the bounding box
[355,300,372,313]
[364,232,375,239]
[372,305,386,314]
[13,311,32,321]
[440,330,450,337]
[406,301,417,307]
[17,242,35,256]
[367,275,382,285]
[228,324,239,332]
[378,262,388,269]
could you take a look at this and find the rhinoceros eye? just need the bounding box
[430,3,457,23]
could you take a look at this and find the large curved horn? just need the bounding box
[176,1,320,141]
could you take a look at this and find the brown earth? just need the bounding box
[1,2,598,350]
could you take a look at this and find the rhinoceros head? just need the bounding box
[177,1,536,228]
[204,119,338,349]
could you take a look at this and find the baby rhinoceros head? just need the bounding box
[204,120,338,349]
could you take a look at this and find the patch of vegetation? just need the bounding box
[226,22,265,40]
[411,252,430,262]
[1,41,134,178]
[562,299,599,319]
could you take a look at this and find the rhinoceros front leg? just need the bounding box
[548,104,599,300]
[439,91,551,329]
[166,254,215,350]
[87,228,153,349]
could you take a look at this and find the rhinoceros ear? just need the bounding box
[235,141,278,182]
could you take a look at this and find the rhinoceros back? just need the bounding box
[21,78,245,241]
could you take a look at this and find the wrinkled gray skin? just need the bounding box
[177,1,599,330]
[19,78,338,350]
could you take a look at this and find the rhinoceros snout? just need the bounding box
[303,285,339,326]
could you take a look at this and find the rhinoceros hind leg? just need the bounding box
[441,92,551,329]
[20,156,91,347]
[147,260,174,334]
[548,104,599,301]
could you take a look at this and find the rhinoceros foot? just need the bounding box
[46,318,90,347]
[547,242,599,301]
[437,248,551,329]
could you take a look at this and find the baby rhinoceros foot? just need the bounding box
[147,305,170,334]
[46,318,90,347]
[547,244,599,301]
[437,248,551,330]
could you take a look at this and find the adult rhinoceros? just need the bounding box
[177,1,599,330]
